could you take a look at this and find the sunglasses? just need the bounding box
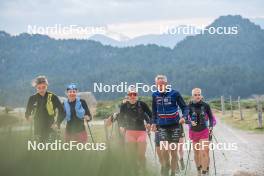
[194,94,201,96]
[128,93,137,97]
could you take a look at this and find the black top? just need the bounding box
[25,91,64,122]
[119,100,152,131]
[188,101,213,132]
[60,99,91,134]
[25,91,65,136]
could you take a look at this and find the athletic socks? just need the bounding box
[171,169,180,176]
[201,170,209,176]
[179,158,185,170]
[197,166,202,176]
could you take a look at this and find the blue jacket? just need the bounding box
[152,89,189,126]
[64,97,85,121]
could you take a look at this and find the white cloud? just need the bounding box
[0,0,263,37]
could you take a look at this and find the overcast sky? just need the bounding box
[0,0,263,39]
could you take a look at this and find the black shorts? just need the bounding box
[155,131,160,147]
[158,126,181,144]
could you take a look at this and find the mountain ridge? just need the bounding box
[0,15,263,107]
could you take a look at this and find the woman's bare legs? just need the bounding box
[193,141,202,175]
[200,139,210,174]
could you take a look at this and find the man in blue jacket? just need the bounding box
[151,75,188,176]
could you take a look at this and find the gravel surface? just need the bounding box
[146,120,264,176]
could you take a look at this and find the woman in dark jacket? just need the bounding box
[119,87,152,173]
[188,88,214,176]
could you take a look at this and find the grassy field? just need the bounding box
[0,112,21,128]
[0,124,157,176]
[0,97,263,176]
[215,109,264,133]
[0,109,156,176]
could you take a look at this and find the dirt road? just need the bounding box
[146,120,264,176]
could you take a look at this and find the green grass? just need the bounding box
[94,99,122,119]
[0,112,20,127]
[88,124,106,142]
[0,127,157,176]
[216,109,264,133]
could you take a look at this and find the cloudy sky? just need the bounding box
[0,0,263,39]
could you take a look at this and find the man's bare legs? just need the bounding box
[178,137,185,170]
[161,148,171,176]
[170,145,179,175]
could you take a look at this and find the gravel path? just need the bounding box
[145,120,264,176]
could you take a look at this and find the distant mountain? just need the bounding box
[171,15,264,96]
[0,15,264,107]
[89,34,120,46]
[251,17,264,29]
[0,31,10,38]
[88,26,195,48]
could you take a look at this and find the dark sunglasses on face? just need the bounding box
[194,94,201,96]
[128,93,137,97]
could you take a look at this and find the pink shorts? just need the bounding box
[189,128,209,143]
[65,130,88,143]
[125,130,147,143]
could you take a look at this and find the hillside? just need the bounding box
[0,15,264,107]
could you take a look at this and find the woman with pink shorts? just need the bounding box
[119,87,152,174]
[188,88,214,176]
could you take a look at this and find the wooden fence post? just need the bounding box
[221,96,225,115]
[238,96,244,120]
[230,96,233,117]
[256,97,263,128]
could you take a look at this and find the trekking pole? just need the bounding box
[109,113,119,140]
[87,121,95,143]
[147,131,156,158]
[104,119,109,142]
[147,130,159,168]
[109,118,114,139]
[144,121,157,164]
[182,127,187,143]
[30,117,33,138]
[212,147,217,176]
[154,143,157,161]
[184,141,192,176]
[209,133,217,176]
[54,125,61,140]
[212,134,227,160]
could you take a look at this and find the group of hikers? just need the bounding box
[25,75,215,176]
[25,76,92,143]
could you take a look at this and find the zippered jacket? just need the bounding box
[152,89,189,126]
